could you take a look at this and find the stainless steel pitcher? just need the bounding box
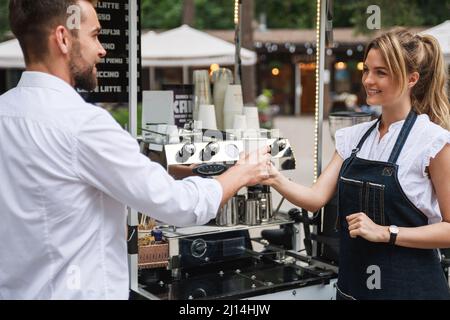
[243,199,261,226]
[259,186,273,223]
[216,195,245,226]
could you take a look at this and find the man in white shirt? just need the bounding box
[0,0,271,299]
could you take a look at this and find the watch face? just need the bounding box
[389,225,399,234]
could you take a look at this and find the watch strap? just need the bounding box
[389,230,397,246]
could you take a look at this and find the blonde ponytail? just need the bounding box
[412,34,450,130]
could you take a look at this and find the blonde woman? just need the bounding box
[265,28,450,299]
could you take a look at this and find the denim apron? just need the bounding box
[336,111,450,300]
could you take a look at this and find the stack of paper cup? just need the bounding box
[233,114,247,130]
[223,84,244,130]
[243,106,260,138]
[193,70,212,121]
[198,104,217,130]
[212,68,233,130]
[233,114,247,138]
[244,106,260,130]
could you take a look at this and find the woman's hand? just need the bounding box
[215,146,271,206]
[347,212,389,243]
[261,162,284,187]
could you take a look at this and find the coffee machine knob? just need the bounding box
[176,143,196,163]
[270,139,287,156]
[200,142,220,161]
[191,239,207,258]
[225,143,240,158]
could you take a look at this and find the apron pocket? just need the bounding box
[338,177,364,228]
[365,182,386,225]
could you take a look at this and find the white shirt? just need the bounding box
[335,114,450,224]
[0,72,222,300]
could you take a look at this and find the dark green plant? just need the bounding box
[140,0,182,29]
[109,104,143,136]
[0,0,9,41]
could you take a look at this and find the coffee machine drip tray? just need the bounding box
[139,257,332,300]
[135,220,336,300]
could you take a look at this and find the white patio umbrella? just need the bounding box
[0,38,25,69]
[421,20,450,64]
[141,24,256,67]
[141,24,257,84]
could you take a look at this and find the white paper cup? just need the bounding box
[193,120,203,130]
[233,114,247,130]
[223,84,244,129]
[166,125,180,144]
[223,85,244,111]
[244,106,260,130]
[198,104,217,130]
[243,106,259,118]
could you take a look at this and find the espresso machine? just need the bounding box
[128,123,338,300]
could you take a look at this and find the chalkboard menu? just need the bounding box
[162,84,194,128]
[79,0,142,103]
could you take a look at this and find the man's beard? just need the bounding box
[69,41,98,91]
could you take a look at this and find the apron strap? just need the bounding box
[388,110,418,164]
[352,117,380,156]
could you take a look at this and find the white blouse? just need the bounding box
[335,114,450,224]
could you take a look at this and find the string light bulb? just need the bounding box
[357,62,364,71]
[313,0,321,182]
[234,0,239,25]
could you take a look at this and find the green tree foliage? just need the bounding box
[140,0,182,29]
[342,0,424,34]
[255,0,316,28]
[0,0,448,37]
[194,0,234,29]
[254,0,449,30]
[140,0,253,30]
[415,0,450,26]
[0,0,9,41]
[335,0,449,33]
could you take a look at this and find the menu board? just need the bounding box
[79,0,142,103]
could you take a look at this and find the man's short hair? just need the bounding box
[9,0,97,64]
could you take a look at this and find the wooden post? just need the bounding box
[241,0,256,104]
[182,0,195,26]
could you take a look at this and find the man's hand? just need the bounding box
[168,163,198,179]
[347,212,389,243]
[235,145,272,186]
[215,145,271,207]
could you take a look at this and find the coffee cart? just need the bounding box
[117,0,339,300]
